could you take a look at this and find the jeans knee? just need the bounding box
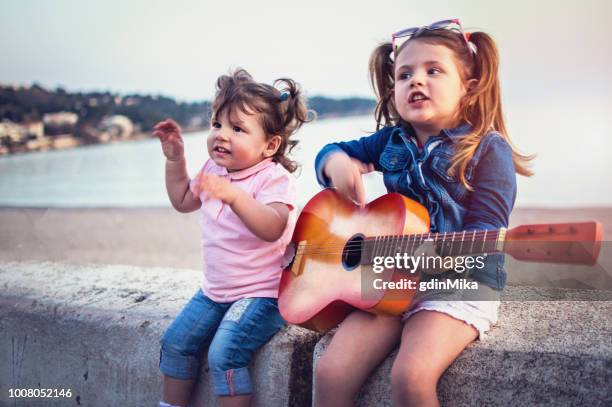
[161,336,183,356]
[207,342,239,373]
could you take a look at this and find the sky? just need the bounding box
[1,0,612,206]
[2,0,611,102]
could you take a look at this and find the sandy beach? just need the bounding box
[1,206,611,289]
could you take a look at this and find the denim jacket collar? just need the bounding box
[441,123,472,143]
[397,121,472,144]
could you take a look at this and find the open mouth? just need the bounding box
[213,146,231,154]
[409,91,429,104]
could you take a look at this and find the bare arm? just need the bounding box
[230,191,289,242]
[199,174,289,242]
[153,119,201,213]
[165,157,201,213]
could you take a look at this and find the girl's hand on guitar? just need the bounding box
[324,153,375,207]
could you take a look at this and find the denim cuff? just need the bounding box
[212,366,252,396]
[314,145,347,188]
[159,347,200,380]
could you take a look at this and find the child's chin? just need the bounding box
[224,163,242,173]
[211,156,230,166]
[406,114,437,127]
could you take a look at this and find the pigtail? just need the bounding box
[451,32,534,186]
[368,42,397,129]
[460,32,502,138]
[271,78,315,173]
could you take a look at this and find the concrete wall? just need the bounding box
[314,298,612,406]
[1,261,611,406]
[0,262,320,406]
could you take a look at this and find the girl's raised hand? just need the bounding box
[199,174,240,205]
[324,153,375,207]
[153,119,184,161]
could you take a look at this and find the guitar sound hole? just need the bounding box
[342,234,364,271]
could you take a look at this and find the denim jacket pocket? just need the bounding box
[380,146,409,172]
[430,154,470,203]
[430,155,456,183]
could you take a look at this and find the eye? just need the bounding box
[398,71,413,80]
[233,126,244,133]
[428,67,442,75]
[212,121,221,128]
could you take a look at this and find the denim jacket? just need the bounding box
[314,123,517,290]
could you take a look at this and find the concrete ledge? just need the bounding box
[0,262,321,406]
[313,288,612,406]
[3,261,611,406]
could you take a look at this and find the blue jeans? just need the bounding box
[159,289,285,396]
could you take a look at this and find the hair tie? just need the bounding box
[464,32,477,55]
[279,92,290,101]
[468,41,478,55]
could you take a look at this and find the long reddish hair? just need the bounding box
[369,28,533,188]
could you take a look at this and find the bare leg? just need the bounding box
[314,310,403,407]
[163,375,196,407]
[390,311,478,407]
[219,394,251,407]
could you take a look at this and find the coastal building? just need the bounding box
[0,120,43,143]
[42,111,78,136]
[99,115,134,139]
[0,120,27,143]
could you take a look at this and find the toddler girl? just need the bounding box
[154,68,311,407]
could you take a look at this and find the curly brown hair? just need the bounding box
[211,68,314,173]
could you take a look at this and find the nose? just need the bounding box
[214,128,229,141]
[409,71,425,88]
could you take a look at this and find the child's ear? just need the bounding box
[264,135,282,158]
[466,78,478,93]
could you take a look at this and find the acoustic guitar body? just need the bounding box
[278,188,430,332]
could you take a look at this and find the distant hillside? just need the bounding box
[309,96,375,119]
[0,84,375,134]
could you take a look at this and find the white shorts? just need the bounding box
[401,277,501,339]
[402,299,500,339]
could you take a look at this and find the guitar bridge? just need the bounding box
[291,240,308,276]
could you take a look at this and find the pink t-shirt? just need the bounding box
[189,158,297,303]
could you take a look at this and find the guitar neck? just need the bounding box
[362,221,601,266]
[363,229,503,262]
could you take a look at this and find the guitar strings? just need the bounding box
[291,230,500,249]
[293,236,501,252]
[293,234,501,256]
[291,232,500,247]
[294,246,499,255]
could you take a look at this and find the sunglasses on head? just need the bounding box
[391,19,476,57]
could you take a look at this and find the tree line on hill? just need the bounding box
[0,84,375,136]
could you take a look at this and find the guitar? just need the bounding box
[278,189,602,332]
